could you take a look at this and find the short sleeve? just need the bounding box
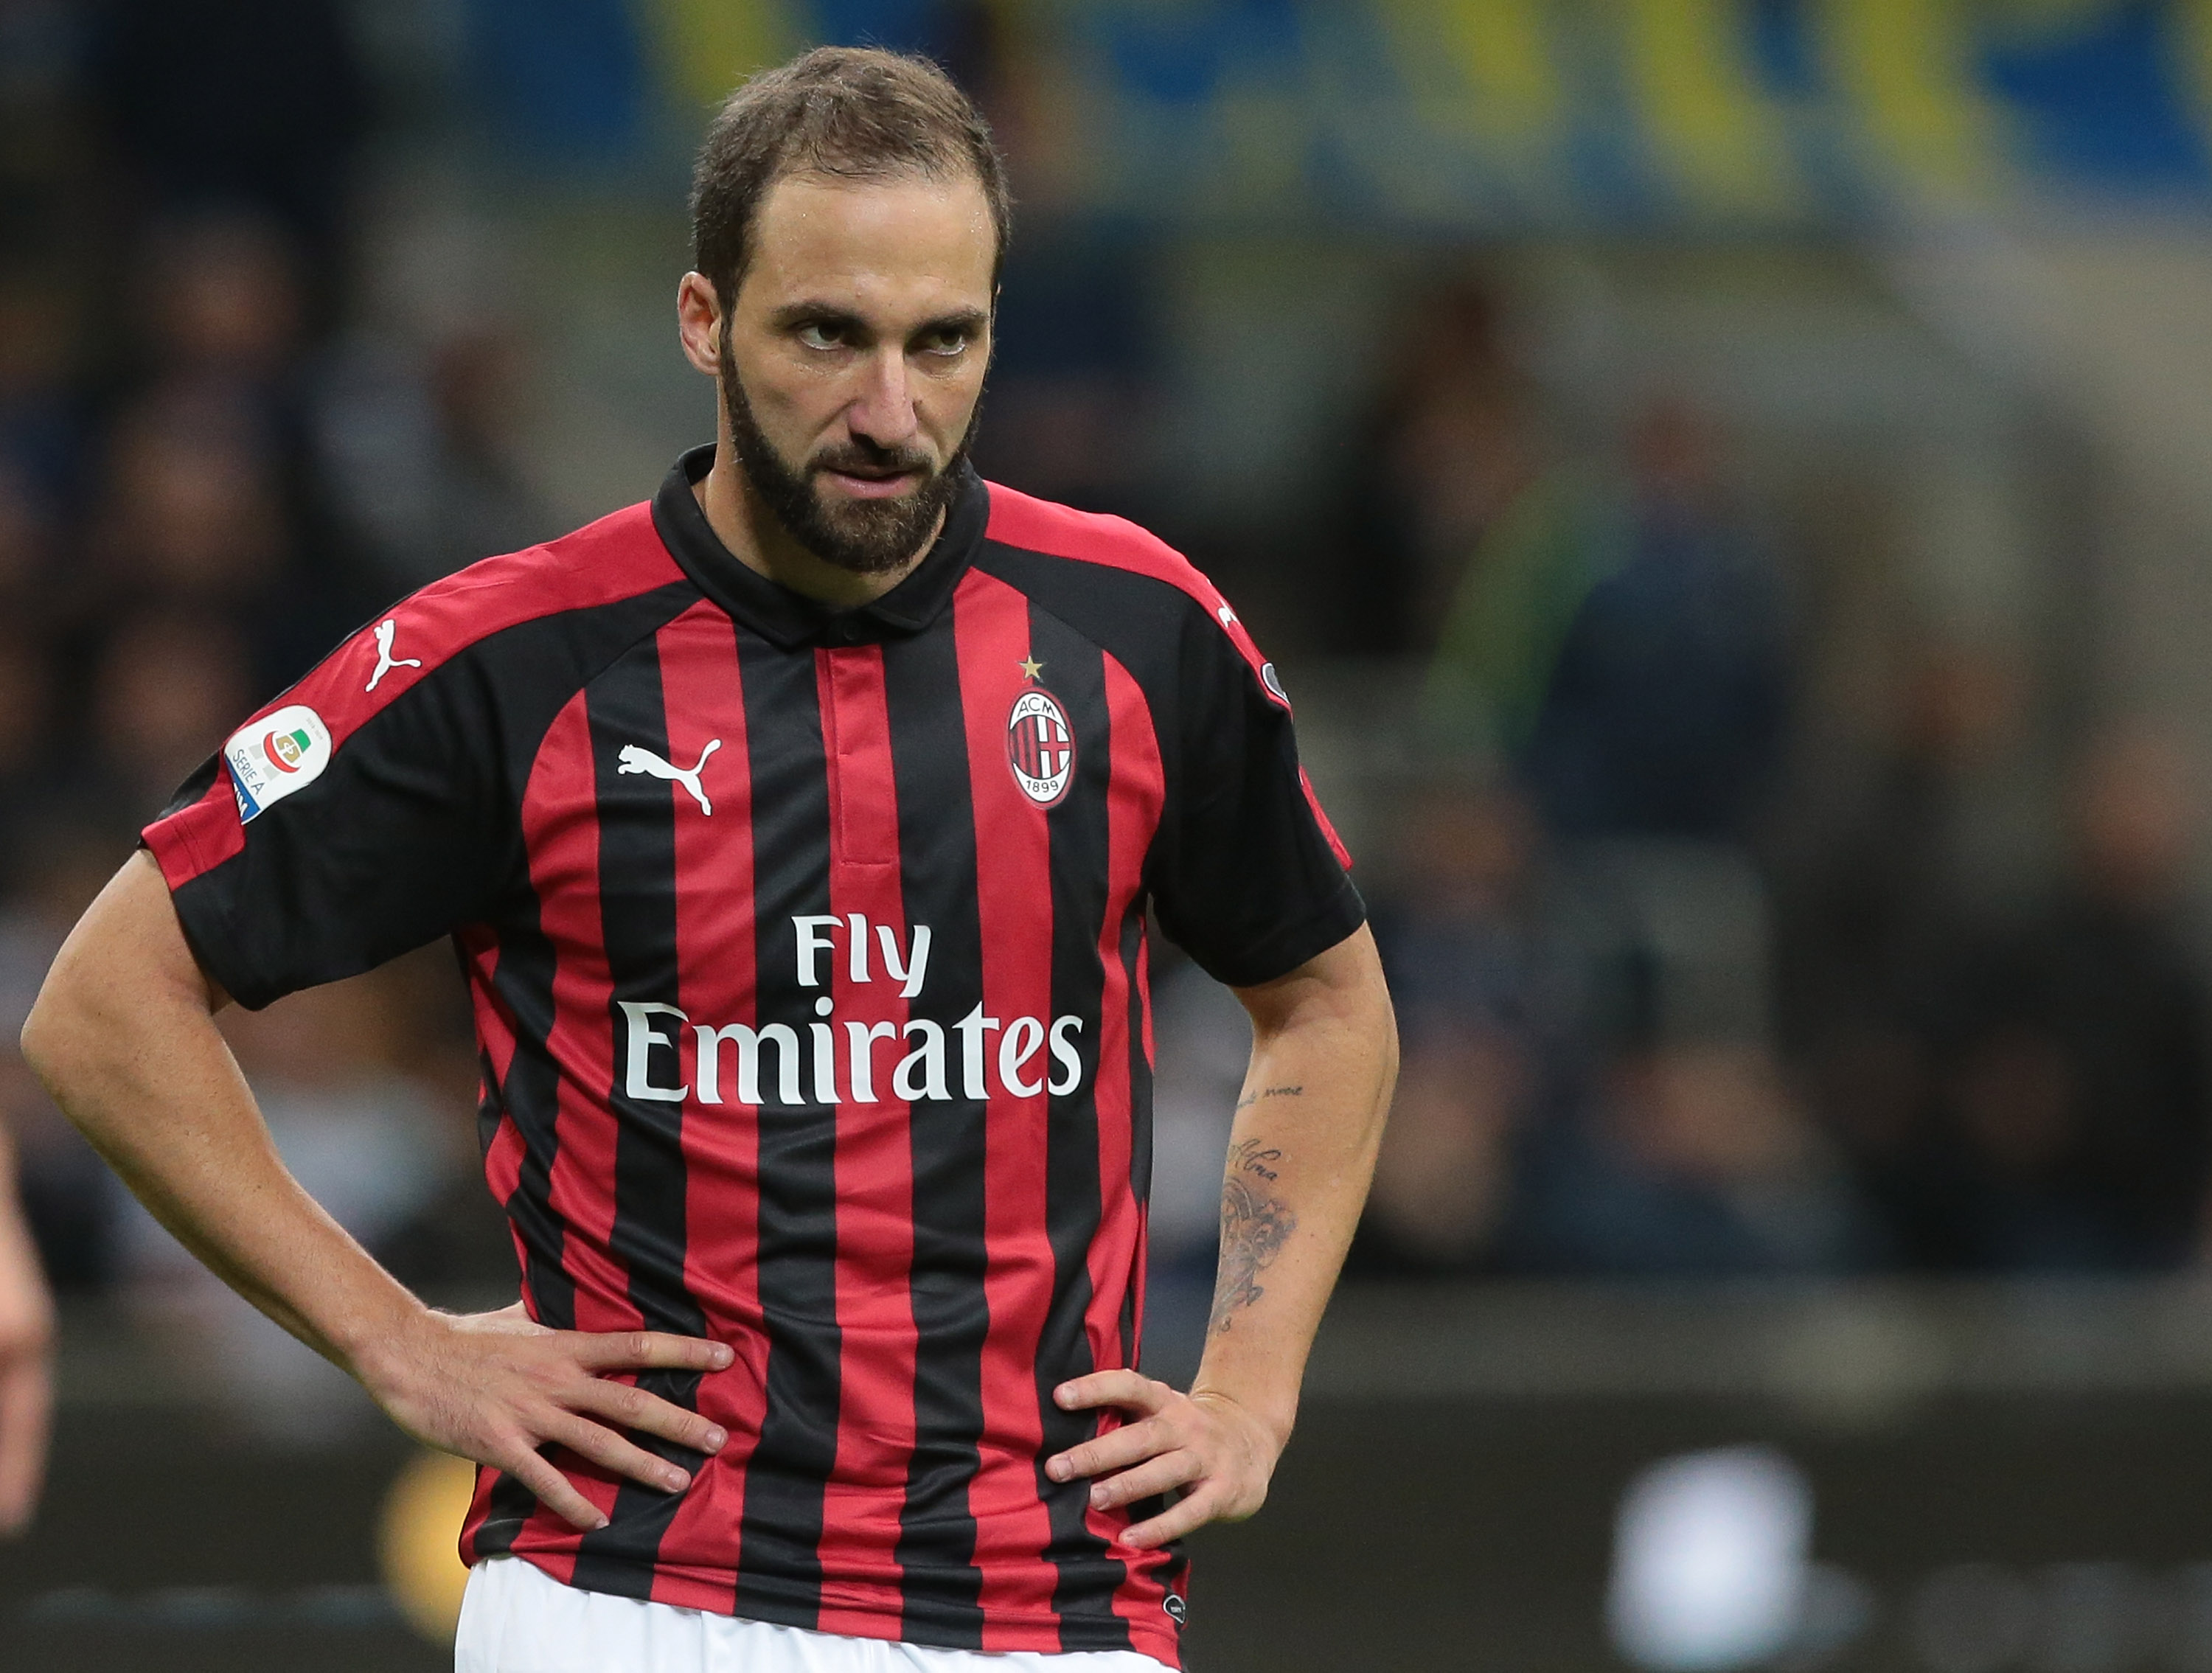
[143,636,512,1010]
[1147,615,1365,989]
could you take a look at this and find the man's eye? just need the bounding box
[919,331,970,358]
[797,322,844,350]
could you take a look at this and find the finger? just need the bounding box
[1121,1485,1222,1550]
[568,1330,734,1375]
[1087,1450,1201,1512]
[0,1358,53,1536]
[1046,1419,1169,1484]
[571,1377,728,1455]
[1053,1369,1167,1415]
[545,1413,696,1496]
[495,1444,611,1532]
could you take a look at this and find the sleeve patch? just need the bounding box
[223,704,333,821]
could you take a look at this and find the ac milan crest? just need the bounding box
[1006,686,1076,807]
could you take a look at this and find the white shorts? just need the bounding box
[454,1556,1174,1673]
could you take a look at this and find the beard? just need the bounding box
[719,335,975,577]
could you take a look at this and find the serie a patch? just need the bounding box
[224,704,333,821]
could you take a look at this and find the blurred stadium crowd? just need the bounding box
[3,0,2210,1429]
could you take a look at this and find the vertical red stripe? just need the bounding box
[952,571,1065,1648]
[466,930,529,1209]
[1085,653,1176,1629]
[813,644,921,1632]
[484,1115,526,1206]
[509,691,643,1565]
[459,1469,498,1567]
[1085,655,1158,1363]
[650,605,770,1609]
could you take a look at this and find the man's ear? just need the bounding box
[676,271,725,376]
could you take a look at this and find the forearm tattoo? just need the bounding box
[1209,1139,1297,1336]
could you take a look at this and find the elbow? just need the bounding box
[19,976,83,1104]
[20,953,125,1114]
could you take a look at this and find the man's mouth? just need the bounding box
[819,465,923,501]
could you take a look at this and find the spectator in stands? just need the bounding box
[1357,776,1547,1273]
[85,611,252,827]
[1332,276,1548,661]
[1771,641,2032,1259]
[1905,723,2212,1270]
[0,280,84,504]
[315,319,552,594]
[144,210,307,394]
[89,389,285,608]
[78,385,352,689]
[86,0,370,297]
[1511,398,1789,843]
[0,633,58,870]
[1506,1030,1865,1276]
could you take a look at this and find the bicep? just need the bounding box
[1230,922,1391,1044]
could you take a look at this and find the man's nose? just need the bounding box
[846,347,921,452]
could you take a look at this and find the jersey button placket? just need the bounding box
[818,640,900,871]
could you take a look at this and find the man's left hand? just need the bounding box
[1045,1370,1280,1550]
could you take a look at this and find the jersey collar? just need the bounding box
[651,442,986,650]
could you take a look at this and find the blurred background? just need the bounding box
[11,0,2212,1667]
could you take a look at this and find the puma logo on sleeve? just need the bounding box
[366,619,425,692]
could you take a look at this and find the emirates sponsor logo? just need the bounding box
[615,914,1087,1107]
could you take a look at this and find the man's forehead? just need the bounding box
[745,170,993,305]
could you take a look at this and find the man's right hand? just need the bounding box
[360,1302,733,1532]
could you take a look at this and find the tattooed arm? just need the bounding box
[1048,923,1397,1547]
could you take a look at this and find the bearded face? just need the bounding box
[719,327,975,577]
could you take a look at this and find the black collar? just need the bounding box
[650,443,986,650]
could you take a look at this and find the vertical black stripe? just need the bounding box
[475,888,579,1554]
[1028,610,1134,1650]
[1120,908,1152,1371]
[731,633,840,1627]
[882,629,990,1646]
[569,640,712,1595]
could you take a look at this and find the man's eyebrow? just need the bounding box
[768,300,867,331]
[763,302,990,337]
[912,307,990,337]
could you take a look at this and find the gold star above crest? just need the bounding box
[1018,655,1044,682]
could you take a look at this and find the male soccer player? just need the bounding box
[23,46,1396,1673]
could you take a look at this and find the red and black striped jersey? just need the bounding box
[142,445,1363,1669]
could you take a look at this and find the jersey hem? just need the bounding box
[494,1548,1184,1670]
[139,834,282,1011]
[1178,874,1367,989]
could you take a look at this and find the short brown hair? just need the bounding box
[690,46,1012,311]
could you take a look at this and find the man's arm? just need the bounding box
[0,1120,53,1535]
[1046,922,1397,1548]
[20,851,733,1531]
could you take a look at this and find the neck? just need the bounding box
[693,444,940,611]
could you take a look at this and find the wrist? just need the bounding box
[333,1287,437,1394]
[1186,1380,1296,1455]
